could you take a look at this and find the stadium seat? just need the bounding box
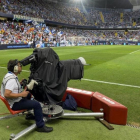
[0,92,26,115]
[91,92,127,125]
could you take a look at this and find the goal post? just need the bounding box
[67,36,92,46]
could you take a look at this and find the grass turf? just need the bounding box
[0,45,140,139]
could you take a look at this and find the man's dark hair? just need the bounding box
[7,59,18,72]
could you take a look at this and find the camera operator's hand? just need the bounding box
[20,79,25,84]
[20,88,29,97]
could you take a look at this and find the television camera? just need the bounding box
[7,48,107,140]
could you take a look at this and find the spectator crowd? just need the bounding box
[0,20,139,45]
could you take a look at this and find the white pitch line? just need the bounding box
[129,49,140,54]
[0,66,30,72]
[82,78,140,89]
[22,70,30,72]
[0,66,140,89]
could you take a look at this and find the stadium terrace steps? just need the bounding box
[99,12,105,23]
[62,87,127,125]
[120,13,123,23]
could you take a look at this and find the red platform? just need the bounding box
[62,87,94,109]
[91,92,127,125]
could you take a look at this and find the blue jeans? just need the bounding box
[12,97,44,128]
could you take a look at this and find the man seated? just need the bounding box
[0,59,53,133]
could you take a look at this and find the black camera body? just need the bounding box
[19,48,84,104]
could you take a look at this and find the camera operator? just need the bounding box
[0,59,53,133]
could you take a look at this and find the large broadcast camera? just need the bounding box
[20,48,86,104]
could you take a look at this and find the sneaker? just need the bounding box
[25,113,35,120]
[37,125,53,132]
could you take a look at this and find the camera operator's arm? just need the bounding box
[20,79,38,91]
[4,88,29,98]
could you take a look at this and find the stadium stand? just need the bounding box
[0,0,139,46]
[1,0,140,27]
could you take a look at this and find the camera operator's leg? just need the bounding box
[12,98,53,132]
[23,93,35,120]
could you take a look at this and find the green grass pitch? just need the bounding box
[0,45,140,140]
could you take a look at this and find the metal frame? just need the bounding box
[0,105,114,140]
[0,114,20,120]
[0,111,30,120]
[9,112,105,140]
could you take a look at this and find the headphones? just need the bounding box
[13,59,19,73]
[8,59,19,73]
[14,64,19,73]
